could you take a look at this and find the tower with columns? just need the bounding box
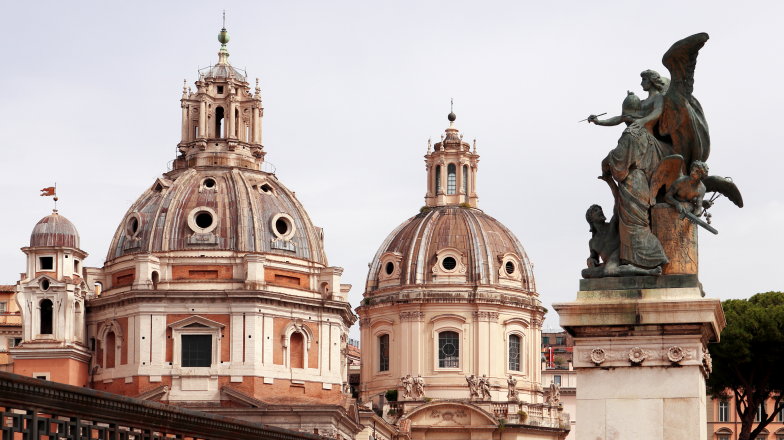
[424,110,479,208]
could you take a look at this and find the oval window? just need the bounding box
[275,218,289,235]
[204,178,216,189]
[505,261,515,274]
[385,262,395,275]
[442,257,457,271]
[195,212,213,229]
[41,279,50,291]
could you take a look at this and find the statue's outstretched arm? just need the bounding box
[590,115,625,126]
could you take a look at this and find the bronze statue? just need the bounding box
[581,33,740,278]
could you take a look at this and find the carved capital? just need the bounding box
[359,318,372,329]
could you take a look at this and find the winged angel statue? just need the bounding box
[582,33,742,279]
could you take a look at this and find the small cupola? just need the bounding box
[424,104,480,207]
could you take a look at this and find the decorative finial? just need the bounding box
[217,11,230,64]
[473,138,477,154]
[255,78,261,97]
[182,80,188,98]
[427,137,432,154]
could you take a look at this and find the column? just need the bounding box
[251,106,259,144]
[150,314,166,366]
[181,103,188,142]
[137,314,151,367]
[228,100,235,139]
[231,315,244,365]
[198,100,206,139]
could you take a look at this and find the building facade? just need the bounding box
[0,285,22,371]
[8,24,363,440]
[356,112,569,440]
[707,395,784,440]
[541,329,573,369]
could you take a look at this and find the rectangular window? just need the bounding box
[719,401,729,422]
[719,437,729,440]
[554,375,561,386]
[446,164,456,195]
[217,86,224,94]
[755,403,764,422]
[556,337,565,345]
[438,331,459,368]
[181,335,212,367]
[379,334,390,372]
[246,125,250,142]
[195,126,199,139]
[0,302,5,313]
[74,260,80,274]
[39,257,54,271]
[508,334,520,371]
[779,404,784,422]
[7,338,22,348]
[542,336,549,345]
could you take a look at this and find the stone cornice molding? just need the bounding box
[168,315,226,329]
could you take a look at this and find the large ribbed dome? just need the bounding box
[365,206,535,293]
[30,211,80,248]
[106,168,327,264]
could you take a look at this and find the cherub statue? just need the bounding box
[466,374,480,399]
[649,155,743,231]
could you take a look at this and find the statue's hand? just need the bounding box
[587,257,600,268]
[675,202,685,214]
[630,119,644,130]
[587,115,598,124]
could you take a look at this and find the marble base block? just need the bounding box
[553,280,724,440]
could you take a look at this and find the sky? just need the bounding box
[1,1,782,340]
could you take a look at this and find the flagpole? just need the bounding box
[54,182,58,211]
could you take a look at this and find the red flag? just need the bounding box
[40,187,55,196]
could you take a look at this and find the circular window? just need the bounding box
[442,342,457,356]
[442,257,457,271]
[41,280,50,291]
[196,211,214,229]
[187,207,219,234]
[275,218,288,235]
[505,261,515,275]
[203,178,216,189]
[125,213,142,239]
[260,184,273,194]
[385,262,395,275]
[270,213,296,240]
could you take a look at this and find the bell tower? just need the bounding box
[424,105,480,207]
[175,20,265,173]
[12,210,91,386]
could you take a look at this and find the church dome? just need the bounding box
[106,168,327,265]
[30,211,80,248]
[365,206,535,293]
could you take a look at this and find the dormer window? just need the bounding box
[217,86,224,94]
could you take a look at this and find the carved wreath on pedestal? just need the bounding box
[667,346,685,363]
[590,348,606,365]
[629,347,646,364]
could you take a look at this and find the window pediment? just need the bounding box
[430,314,467,324]
[168,315,226,329]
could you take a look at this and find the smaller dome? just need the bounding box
[30,211,80,248]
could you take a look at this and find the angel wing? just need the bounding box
[649,155,684,205]
[704,176,743,208]
[659,33,711,172]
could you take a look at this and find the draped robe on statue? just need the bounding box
[606,126,670,268]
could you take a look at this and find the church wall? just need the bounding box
[14,358,88,387]
[118,317,129,365]
[172,265,233,280]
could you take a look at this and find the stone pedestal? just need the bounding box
[553,275,725,440]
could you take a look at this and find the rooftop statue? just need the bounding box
[582,33,743,278]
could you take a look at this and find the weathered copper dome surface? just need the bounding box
[366,206,535,292]
[30,211,80,248]
[106,168,327,264]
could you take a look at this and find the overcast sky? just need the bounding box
[1,1,781,339]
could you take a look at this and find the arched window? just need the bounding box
[509,334,521,371]
[435,165,441,193]
[106,331,116,368]
[235,108,240,138]
[40,299,53,335]
[462,165,468,197]
[379,334,390,372]
[447,164,456,195]
[438,331,459,368]
[215,107,225,138]
[151,271,159,290]
[290,332,305,369]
